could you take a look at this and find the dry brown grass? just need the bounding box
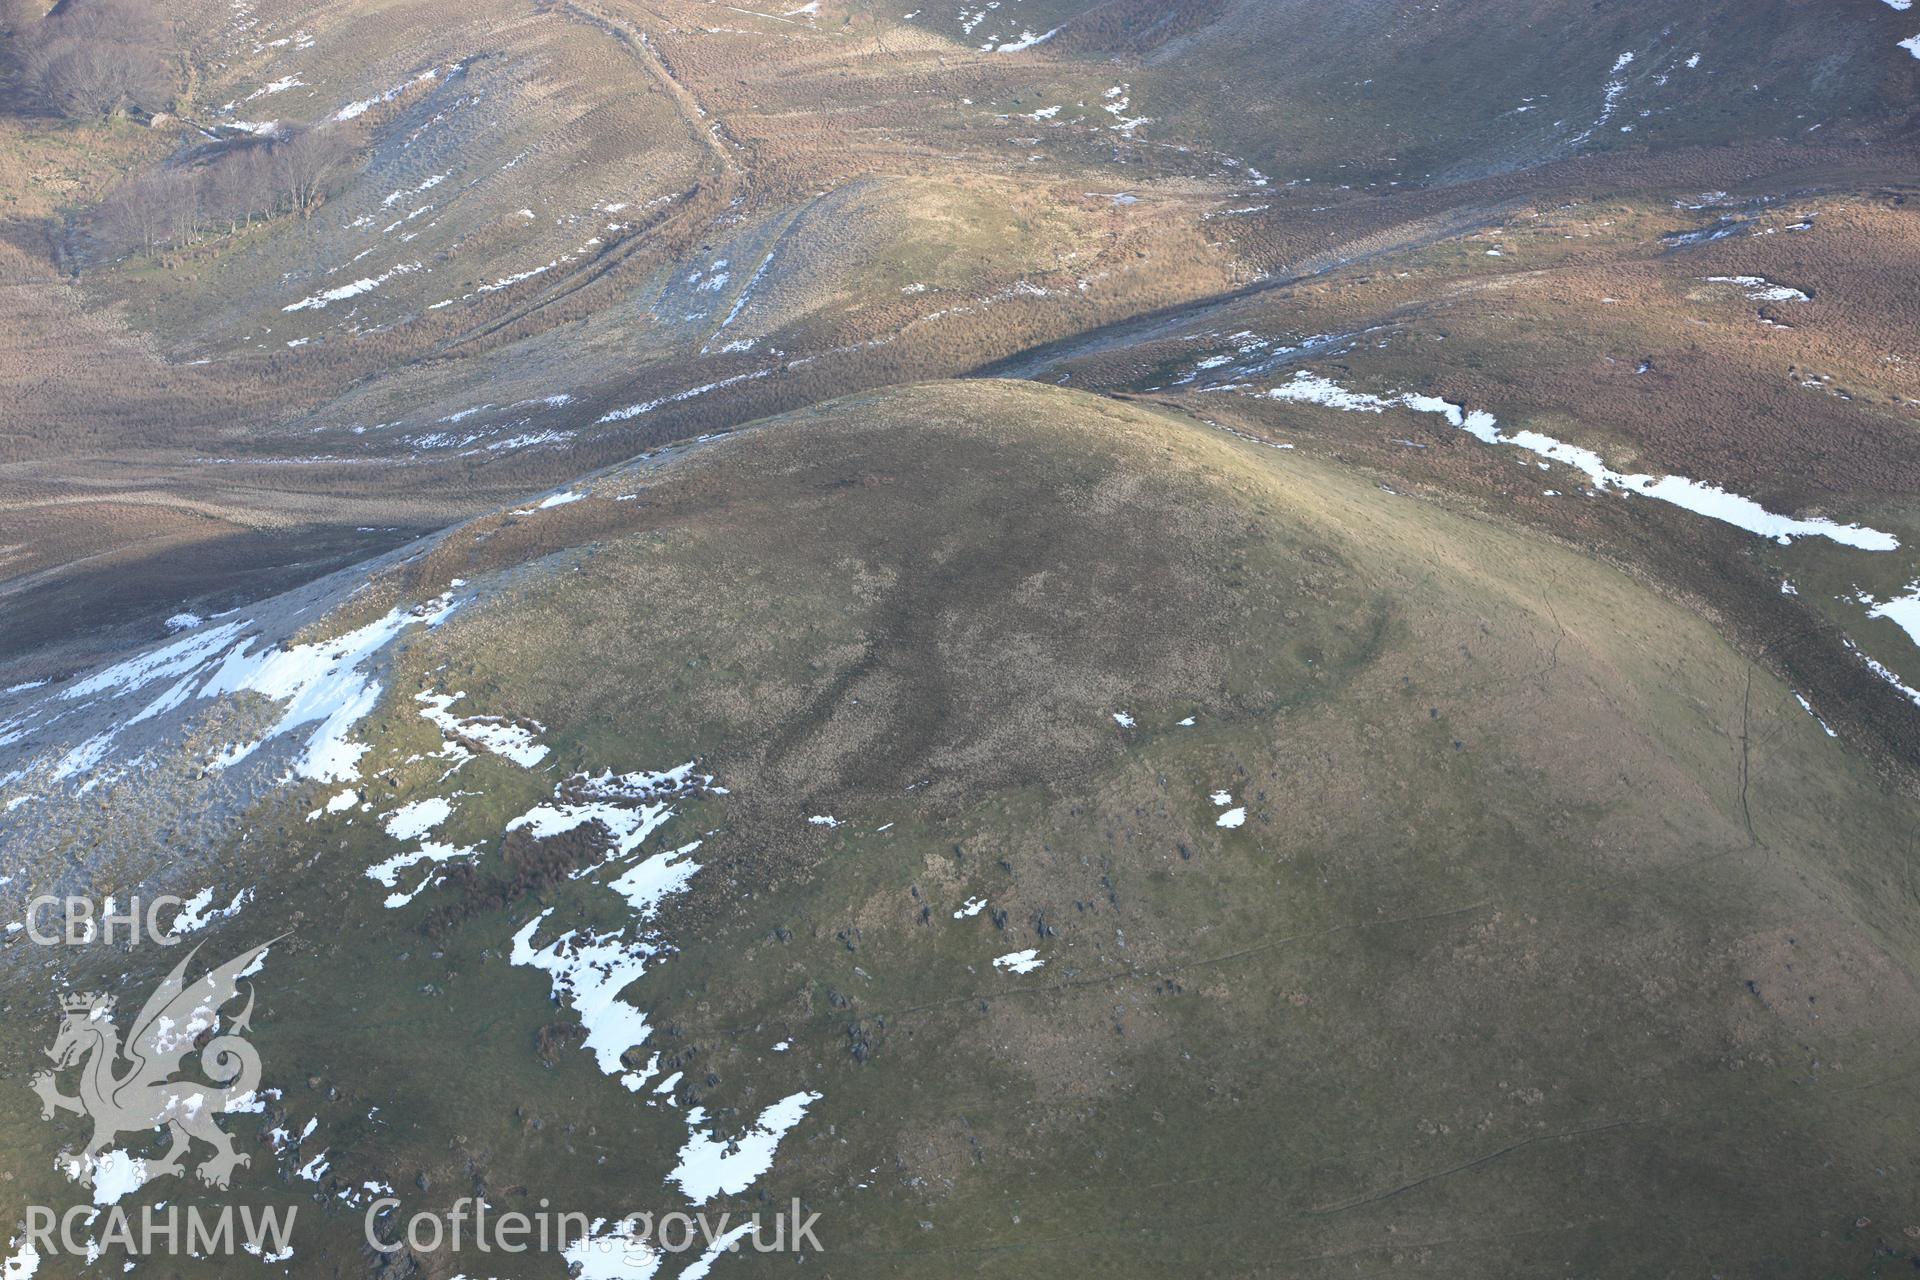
[2,0,1918,720]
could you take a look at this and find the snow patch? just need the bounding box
[333,66,443,121]
[169,887,253,935]
[60,623,248,703]
[508,826,711,1082]
[1703,275,1810,303]
[382,796,451,841]
[3,1233,38,1279]
[989,26,1059,52]
[366,840,480,908]
[562,1218,659,1279]
[993,949,1044,974]
[1266,371,1899,551]
[1862,582,1920,649]
[1793,692,1838,737]
[199,592,461,781]
[512,911,676,1080]
[668,1091,821,1204]
[415,691,548,768]
[283,262,422,312]
[507,764,713,864]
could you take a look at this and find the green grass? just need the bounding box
[4,382,1914,1275]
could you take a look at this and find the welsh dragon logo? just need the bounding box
[31,940,275,1190]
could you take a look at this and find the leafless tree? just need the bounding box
[270,126,357,220]
[0,0,50,83]
[159,169,201,248]
[85,120,367,260]
[205,144,270,235]
[101,171,169,253]
[21,0,175,119]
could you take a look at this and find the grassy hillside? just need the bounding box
[4,1,1920,1272]
[3,0,1917,680]
[5,382,1917,1275]
[855,0,1920,183]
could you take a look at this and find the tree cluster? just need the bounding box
[89,126,360,257]
[6,0,178,120]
